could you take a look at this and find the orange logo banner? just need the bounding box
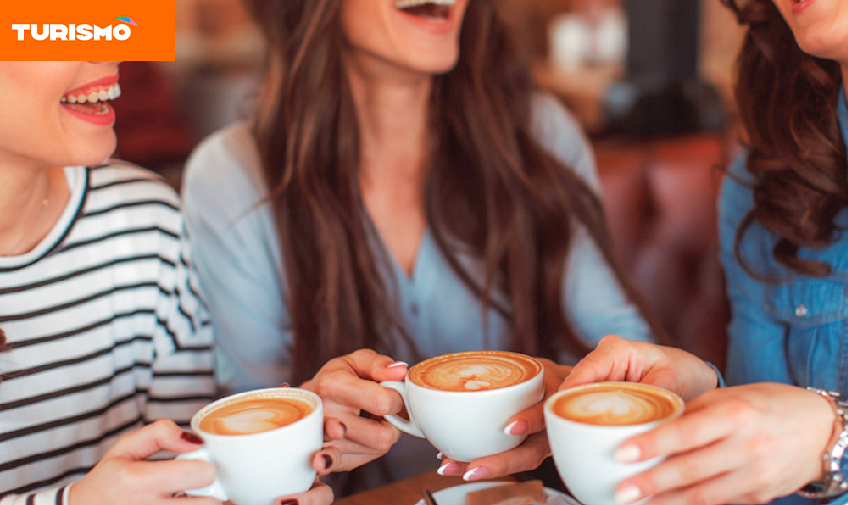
[0,0,175,61]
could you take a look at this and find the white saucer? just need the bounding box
[413,481,579,505]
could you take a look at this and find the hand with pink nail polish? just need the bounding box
[611,383,834,505]
[439,358,572,481]
[560,335,718,402]
[301,349,408,473]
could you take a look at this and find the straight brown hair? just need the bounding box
[244,0,667,385]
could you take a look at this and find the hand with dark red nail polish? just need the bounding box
[180,431,204,445]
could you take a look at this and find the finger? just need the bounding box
[342,349,408,383]
[637,472,754,505]
[275,480,334,505]
[560,335,637,389]
[504,402,546,437]
[458,432,551,481]
[618,438,742,501]
[331,415,401,453]
[324,418,347,441]
[312,446,344,476]
[127,459,217,494]
[105,419,204,460]
[616,402,735,463]
[319,371,405,416]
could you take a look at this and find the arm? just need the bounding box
[146,217,217,425]
[182,127,293,394]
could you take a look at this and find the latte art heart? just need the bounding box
[409,351,541,392]
[552,384,681,426]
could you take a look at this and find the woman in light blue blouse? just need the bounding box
[183,0,661,491]
[553,1,848,505]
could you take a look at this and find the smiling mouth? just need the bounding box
[394,0,456,22]
[60,83,121,116]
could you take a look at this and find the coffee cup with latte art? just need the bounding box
[177,387,323,505]
[381,350,544,462]
[544,382,684,505]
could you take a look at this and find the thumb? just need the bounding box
[104,419,204,461]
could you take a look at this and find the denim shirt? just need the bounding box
[718,89,848,505]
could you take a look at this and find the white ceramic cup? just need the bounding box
[177,387,323,505]
[380,351,545,462]
[544,382,684,505]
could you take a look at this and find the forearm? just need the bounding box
[0,484,72,505]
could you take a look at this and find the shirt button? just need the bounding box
[795,304,808,317]
[410,303,420,316]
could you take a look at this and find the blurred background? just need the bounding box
[118,0,746,371]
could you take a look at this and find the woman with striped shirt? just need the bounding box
[0,62,334,505]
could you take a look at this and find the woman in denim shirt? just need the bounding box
[551,1,848,505]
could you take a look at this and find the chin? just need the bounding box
[415,52,461,75]
[74,137,117,167]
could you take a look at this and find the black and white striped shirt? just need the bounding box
[0,164,216,504]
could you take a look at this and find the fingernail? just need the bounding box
[279,500,299,505]
[616,486,642,504]
[387,361,408,369]
[503,420,528,436]
[437,462,462,476]
[436,452,444,459]
[615,445,641,463]
[280,382,290,388]
[463,466,489,481]
[180,432,204,444]
[322,454,333,471]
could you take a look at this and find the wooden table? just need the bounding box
[332,471,516,505]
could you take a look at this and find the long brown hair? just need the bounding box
[723,0,847,277]
[244,0,665,385]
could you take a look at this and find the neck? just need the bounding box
[345,53,432,183]
[0,161,66,256]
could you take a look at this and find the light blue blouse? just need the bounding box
[183,94,652,397]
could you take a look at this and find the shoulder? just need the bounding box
[718,152,756,252]
[530,92,599,190]
[182,121,267,220]
[85,161,182,214]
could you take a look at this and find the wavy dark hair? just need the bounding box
[723,0,848,277]
[243,0,666,385]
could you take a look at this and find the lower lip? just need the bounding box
[793,0,816,14]
[395,6,456,35]
[61,103,116,126]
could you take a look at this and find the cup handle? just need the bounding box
[379,381,426,438]
[176,447,228,500]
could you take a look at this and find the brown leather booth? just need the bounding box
[595,134,732,370]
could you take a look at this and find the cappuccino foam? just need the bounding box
[409,351,541,392]
[552,383,681,426]
[199,397,313,436]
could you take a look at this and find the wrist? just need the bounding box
[798,388,848,499]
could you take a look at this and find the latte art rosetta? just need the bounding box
[409,351,540,392]
[553,385,680,426]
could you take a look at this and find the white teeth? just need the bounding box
[395,0,455,8]
[61,83,120,105]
